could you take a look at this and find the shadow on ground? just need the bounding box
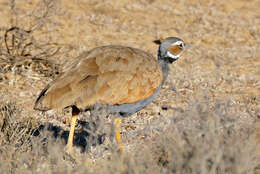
[33,120,106,152]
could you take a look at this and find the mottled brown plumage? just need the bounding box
[34,45,163,111]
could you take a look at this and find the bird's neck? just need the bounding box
[158,58,170,85]
[157,48,179,84]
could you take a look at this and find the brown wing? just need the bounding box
[34,45,163,111]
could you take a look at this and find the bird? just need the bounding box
[34,37,189,152]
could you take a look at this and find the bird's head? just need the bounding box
[156,37,189,64]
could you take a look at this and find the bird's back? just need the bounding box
[34,45,163,111]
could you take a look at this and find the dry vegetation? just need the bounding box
[0,0,259,173]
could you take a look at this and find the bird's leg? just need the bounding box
[114,117,123,152]
[66,106,80,152]
[67,115,77,151]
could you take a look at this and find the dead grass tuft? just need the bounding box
[150,99,259,174]
[0,0,63,79]
[0,26,60,79]
[0,102,39,152]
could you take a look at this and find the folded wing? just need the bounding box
[34,46,163,111]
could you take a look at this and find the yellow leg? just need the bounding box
[66,114,78,152]
[114,117,123,152]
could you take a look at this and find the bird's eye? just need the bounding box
[178,43,184,49]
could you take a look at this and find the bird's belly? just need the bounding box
[106,84,162,117]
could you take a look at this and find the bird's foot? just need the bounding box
[65,144,75,156]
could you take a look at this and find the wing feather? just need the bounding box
[34,46,163,111]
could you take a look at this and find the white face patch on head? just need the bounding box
[172,40,184,47]
[166,50,180,59]
[166,40,184,59]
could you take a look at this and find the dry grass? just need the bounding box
[0,0,259,173]
[0,99,259,174]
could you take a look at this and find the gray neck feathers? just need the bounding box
[159,59,170,84]
[158,49,170,85]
